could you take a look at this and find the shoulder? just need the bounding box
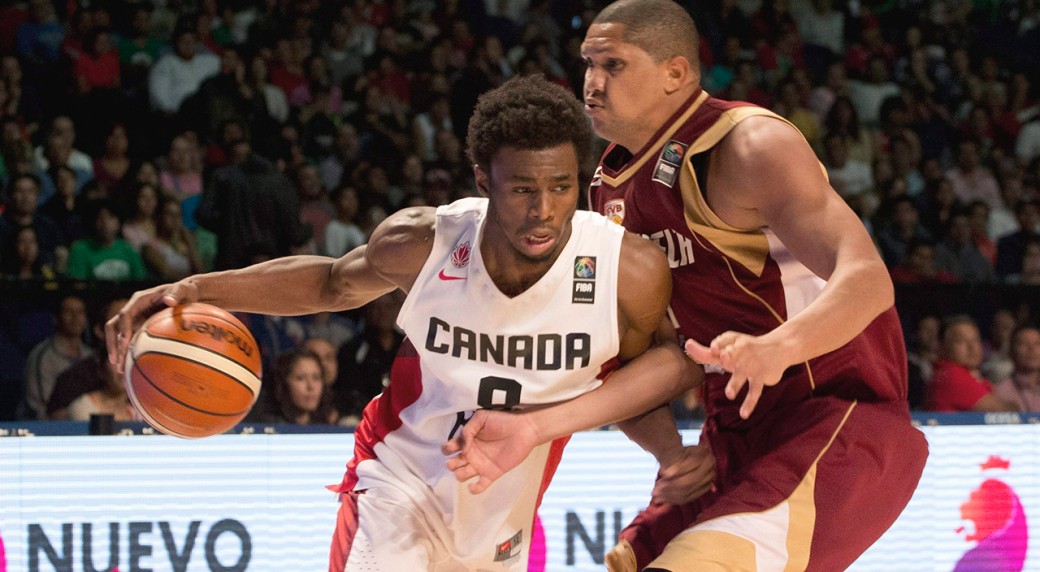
[366,206,437,268]
[720,114,811,165]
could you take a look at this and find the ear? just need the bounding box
[473,164,491,198]
[663,55,693,94]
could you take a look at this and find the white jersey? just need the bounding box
[344,197,624,570]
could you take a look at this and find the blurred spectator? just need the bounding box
[966,200,997,265]
[245,53,290,127]
[19,294,92,420]
[0,173,63,267]
[120,182,159,252]
[66,199,147,281]
[323,184,366,258]
[303,337,341,391]
[907,314,941,409]
[91,122,132,198]
[255,346,337,425]
[117,5,165,91]
[15,0,65,76]
[160,133,203,204]
[946,139,1002,210]
[196,138,310,269]
[991,325,1040,411]
[295,162,334,250]
[848,55,900,127]
[1016,115,1040,165]
[148,25,220,116]
[919,177,962,239]
[773,78,820,148]
[995,199,1040,278]
[37,129,93,204]
[934,210,996,283]
[412,93,453,162]
[822,95,876,166]
[335,291,404,422]
[317,122,362,191]
[65,352,134,422]
[73,27,120,95]
[981,308,1018,385]
[926,315,1015,412]
[38,164,84,247]
[0,225,55,279]
[47,297,126,419]
[876,196,932,267]
[141,196,202,280]
[1012,238,1040,285]
[1,54,43,132]
[181,46,262,147]
[822,131,876,217]
[889,240,957,284]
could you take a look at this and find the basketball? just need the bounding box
[125,303,262,439]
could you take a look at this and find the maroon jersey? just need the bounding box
[589,89,909,431]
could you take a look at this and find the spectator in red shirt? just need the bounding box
[74,28,120,94]
[926,315,1016,412]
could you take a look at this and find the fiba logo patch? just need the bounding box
[954,456,1027,571]
[572,257,596,304]
[451,241,472,268]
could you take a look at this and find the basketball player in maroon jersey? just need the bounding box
[444,1,928,570]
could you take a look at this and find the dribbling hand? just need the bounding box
[651,442,715,505]
[441,409,540,494]
[105,280,200,374]
[685,332,789,419]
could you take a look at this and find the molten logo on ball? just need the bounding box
[179,319,256,357]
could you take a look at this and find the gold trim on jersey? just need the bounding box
[598,90,710,188]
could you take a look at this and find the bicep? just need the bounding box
[617,235,672,360]
[722,118,880,280]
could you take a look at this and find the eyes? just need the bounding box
[583,57,623,75]
[511,184,572,194]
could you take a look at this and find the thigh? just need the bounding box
[647,400,927,572]
[328,490,438,572]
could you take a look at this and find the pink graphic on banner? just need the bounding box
[954,456,1028,572]
[528,515,546,572]
[0,526,7,572]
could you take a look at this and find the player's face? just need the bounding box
[479,144,579,264]
[581,23,672,151]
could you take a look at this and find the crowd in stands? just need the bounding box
[1,0,1039,423]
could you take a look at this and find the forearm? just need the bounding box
[188,255,346,315]
[616,405,684,465]
[527,344,697,444]
[766,257,893,365]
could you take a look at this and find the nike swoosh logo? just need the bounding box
[438,269,466,281]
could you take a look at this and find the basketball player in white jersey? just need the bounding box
[105,75,703,571]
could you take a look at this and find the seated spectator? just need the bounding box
[822,95,876,166]
[945,139,1002,211]
[907,314,941,409]
[295,162,335,250]
[822,131,876,217]
[1010,238,1040,286]
[18,294,92,419]
[889,240,956,284]
[66,352,135,422]
[160,133,204,204]
[91,122,132,197]
[73,27,120,95]
[991,325,1040,411]
[982,308,1018,380]
[925,315,1015,412]
[875,195,932,267]
[0,225,55,279]
[38,164,85,247]
[141,196,203,280]
[0,173,64,267]
[120,182,160,251]
[67,199,147,281]
[148,25,220,117]
[323,184,366,258]
[934,210,996,283]
[47,297,126,420]
[253,347,337,425]
[995,199,1040,278]
[335,291,404,423]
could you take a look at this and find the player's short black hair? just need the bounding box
[592,0,699,65]
[465,74,592,176]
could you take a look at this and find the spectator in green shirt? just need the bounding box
[67,199,146,281]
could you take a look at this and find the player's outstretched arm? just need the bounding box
[106,207,436,373]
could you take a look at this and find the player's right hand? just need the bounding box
[105,280,200,374]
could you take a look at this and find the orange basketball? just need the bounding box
[125,303,262,438]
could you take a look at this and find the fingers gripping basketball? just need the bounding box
[125,303,262,438]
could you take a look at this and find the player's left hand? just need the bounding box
[651,442,715,505]
[442,409,539,494]
[685,332,790,419]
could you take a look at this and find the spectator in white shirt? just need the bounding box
[148,26,220,115]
